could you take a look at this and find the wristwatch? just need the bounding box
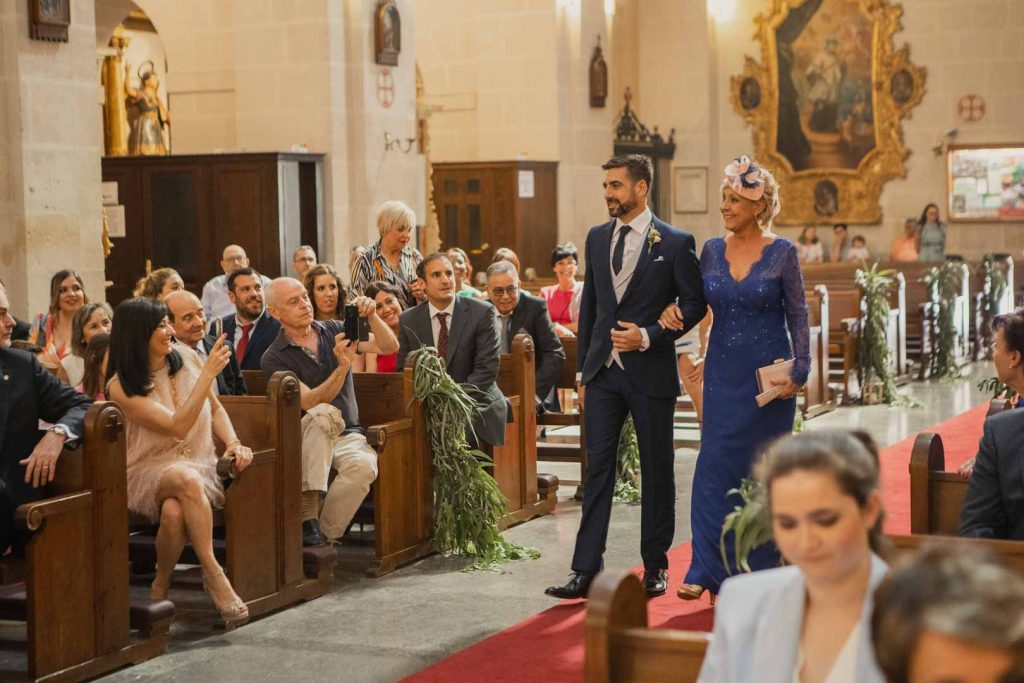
[50,425,69,440]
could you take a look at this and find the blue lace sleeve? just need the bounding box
[781,242,811,385]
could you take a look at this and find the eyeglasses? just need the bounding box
[489,286,519,298]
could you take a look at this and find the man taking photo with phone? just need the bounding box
[261,277,398,547]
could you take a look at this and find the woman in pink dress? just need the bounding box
[107,298,253,627]
[539,242,583,337]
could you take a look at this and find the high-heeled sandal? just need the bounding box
[676,583,717,605]
[150,578,171,601]
[203,568,249,628]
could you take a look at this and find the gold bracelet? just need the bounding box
[225,438,241,449]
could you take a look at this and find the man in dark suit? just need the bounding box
[485,260,565,412]
[0,281,92,550]
[396,253,508,447]
[546,154,706,600]
[166,291,247,395]
[959,408,1024,540]
[212,267,281,371]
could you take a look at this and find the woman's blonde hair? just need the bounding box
[133,267,181,299]
[375,200,416,238]
[720,159,781,229]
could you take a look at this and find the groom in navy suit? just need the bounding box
[546,154,706,599]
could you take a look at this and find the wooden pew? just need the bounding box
[242,369,266,397]
[348,371,434,577]
[494,333,558,525]
[802,285,836,418]
[585,534,1024,683]
[536,336,587,500]
[0,402,173,682]
[585,571,708,683]
[128,372,336,622]
[909,398,1011,536]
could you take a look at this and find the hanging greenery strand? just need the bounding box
[613,416,641,503]
[856,262,920,407]
[923,262,965,380]
[409,347,539,569]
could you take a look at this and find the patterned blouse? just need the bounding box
[349,239,424,308]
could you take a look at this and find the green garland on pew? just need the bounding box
[409,347,539,570]
[613,416,641,503]
[856,263,919,407]
[981,253,1008,321]
[923,262,966,380]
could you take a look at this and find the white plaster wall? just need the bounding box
[0,0,105,319]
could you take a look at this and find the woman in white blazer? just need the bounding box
[698,430,888,683]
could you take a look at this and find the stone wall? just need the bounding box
[0,0,105,319]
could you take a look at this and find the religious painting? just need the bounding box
[375,0,401,66]
[28,0,70,42]
[731,0,926,225]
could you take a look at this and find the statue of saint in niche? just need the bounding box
[124,61,169,155]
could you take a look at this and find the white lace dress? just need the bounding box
[119,344,225,522]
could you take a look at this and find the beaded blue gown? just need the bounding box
[684,237,811,593]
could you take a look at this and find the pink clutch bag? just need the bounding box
[755,359,795,408]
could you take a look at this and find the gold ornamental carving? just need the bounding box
[730,0,926,225]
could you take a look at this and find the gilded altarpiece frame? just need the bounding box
[731,0,926,225]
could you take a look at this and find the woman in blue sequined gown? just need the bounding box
[661,157,810,600]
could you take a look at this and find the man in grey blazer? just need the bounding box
[396,253,509,447]
[958,408,1024,540]
[485,260,565,413]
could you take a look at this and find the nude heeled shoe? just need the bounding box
[149,578,171,601]
[203,568,249,628]
[676,583,717,605]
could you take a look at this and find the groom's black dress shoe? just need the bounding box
[643,569,668,597]
[545,571,595,599]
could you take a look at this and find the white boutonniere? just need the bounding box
[647,228,662,249]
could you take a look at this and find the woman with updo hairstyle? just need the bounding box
[303,263,345,321]
[133,267,185,301]
[106,297,253,626]
[58,301,112,387]
[660,155,811,601]
[539,242,583,336]
[698,430,888,683]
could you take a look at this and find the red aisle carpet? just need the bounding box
[402,403,989,683]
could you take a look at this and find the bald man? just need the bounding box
[166,290,247,396]
[201,244,273,321]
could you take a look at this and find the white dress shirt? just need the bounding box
[233,308,266,350]
[606,206,652,368]
[428,299,457,349]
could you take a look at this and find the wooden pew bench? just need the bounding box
[128,372,336,623]
[585,531,1024,683]
[536,337,587,500]
[0,402,173,682]
[495,334,558,525]
[802,285,835,418]
[908,398,1010,536]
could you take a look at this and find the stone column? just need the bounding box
[0,0,105,318]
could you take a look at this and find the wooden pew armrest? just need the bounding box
[217,447,276,478]
[839,317,860,333]
[365,418,414,452]
[14,491,93,531]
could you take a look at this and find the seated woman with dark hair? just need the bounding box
[133,267,185,301]
[304,263,345,321]
[698,430,888,683]
[57,301,112,387]
[539,242,582,337]
[353,281,405,372]
[872,543,1024,683]
[106,298,254,626]
[79,332,110,400]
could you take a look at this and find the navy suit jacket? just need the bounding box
[959,408,1024,540]
[577,215,706,397]
[199,335,248,396]
[214,311,281,371]
[396,296,509,447]
[0,348,92,508]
